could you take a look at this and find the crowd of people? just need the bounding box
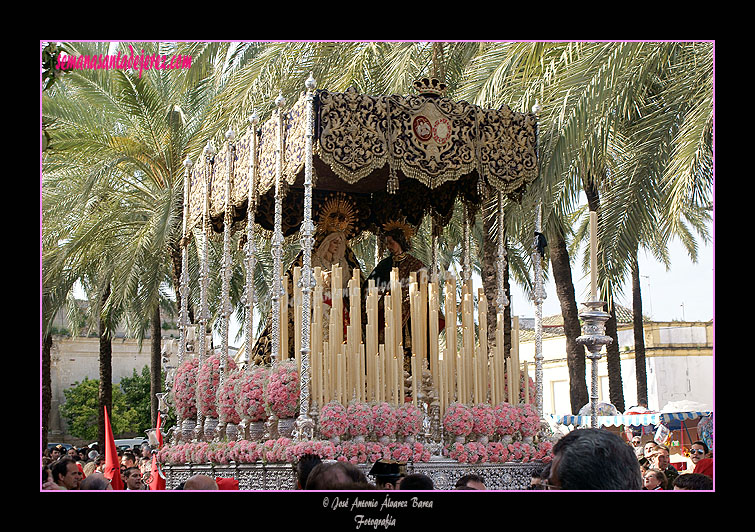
[524,428,713,490]
[41,428,713,491]
[42,442,155,491]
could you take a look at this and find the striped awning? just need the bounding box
[546,411,711,428]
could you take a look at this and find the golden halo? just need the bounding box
[317,193,357,237]
[382,218,416,240]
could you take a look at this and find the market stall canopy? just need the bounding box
[185,78,539,237]
[545,410,712,429]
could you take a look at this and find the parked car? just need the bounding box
[47,442,73,451]
[86,438,148,451]
[115,438,148,450]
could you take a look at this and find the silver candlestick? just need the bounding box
[576,300,612,428]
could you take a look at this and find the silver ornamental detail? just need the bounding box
[576,300,613,428]
[532,202,546,418]
[196,141,215,441]
[496,192,509,312]
[295,74,317,442]
[244,113,259,368]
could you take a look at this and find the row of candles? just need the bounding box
[278,263,531,418]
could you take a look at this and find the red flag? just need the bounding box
[103,406,124,490]
[148,415,165,490]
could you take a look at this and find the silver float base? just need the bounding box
[162,459,543,491]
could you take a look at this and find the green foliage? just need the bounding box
[60,368,152,441]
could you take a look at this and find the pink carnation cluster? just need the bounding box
[217,370,242,424]
[493,402,521,436]
[266,361,300,419]
[319,401,349,439]
[471,403,496,437]
[447,441,489,463]
[157,439,435,466]
[235,366,268,422]
[197,354,238,418]
[372,402,398,438]
[288,440,339,462]
[442,402,474,437]
[517,403,540,437]
[396,403,423,437]
[346,402,373,437]
[173,358,199,419]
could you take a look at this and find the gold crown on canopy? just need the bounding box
[317,193,357,237]
[382,218,416,240]
[413,76,447,97]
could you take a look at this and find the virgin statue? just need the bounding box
[249,194,362,365]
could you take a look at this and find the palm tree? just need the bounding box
[42,41,236,431]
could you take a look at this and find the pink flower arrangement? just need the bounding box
[372,402,398,438]
[319,401,349,439]
[346,401,373,437]
[517,403,540,437]
[446,442,487,463]
[442,402,474,437]
[173,358,199,419]
[531,440,553,462]
[288,440,339,462]
[217,370,242,424]
[266,360,300,419]
[339,441,369,464]
[235,366,268,422]
[493,402,521,436]
[156,439,435,466]
[486,441,509,463]
[471,403,496,438]
[507,441,534,462]
[197,354,238,418]
[396,403,424,438]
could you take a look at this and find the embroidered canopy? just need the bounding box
[186,79,539,237]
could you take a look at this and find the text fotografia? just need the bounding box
[323,494,434,529]
[55,46,191,78]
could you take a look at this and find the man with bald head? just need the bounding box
[183,474,218,490]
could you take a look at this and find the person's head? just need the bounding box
[548,428,641,490]
[643,468,667,490]
[67,447,78,459]
[631,436,642,447]
[140,443,152,458]
[124,467,144,490]
[317,231,347,261]
[82,461,98,478]
[50,446,62,461]
[305,461,369,490]
[52,457,83,490]
[398,473,434,490]
[689,440,710,465]
[643,442,658,458]
[673,473,713,490]
[651,446,670,470]
[80,472,113,491]
[121,451,137,469]
[183,474,218,490]
[382,226,412,255]
[369,460,404,490]
[455,473,486,490]
[296,454,323,490]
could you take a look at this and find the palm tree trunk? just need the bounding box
[42,333,53,452]
[549,225,588,414]
[631,255,648,407]
[150,305,162,428]
[604,305,625,412]
[98,282,113,446]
